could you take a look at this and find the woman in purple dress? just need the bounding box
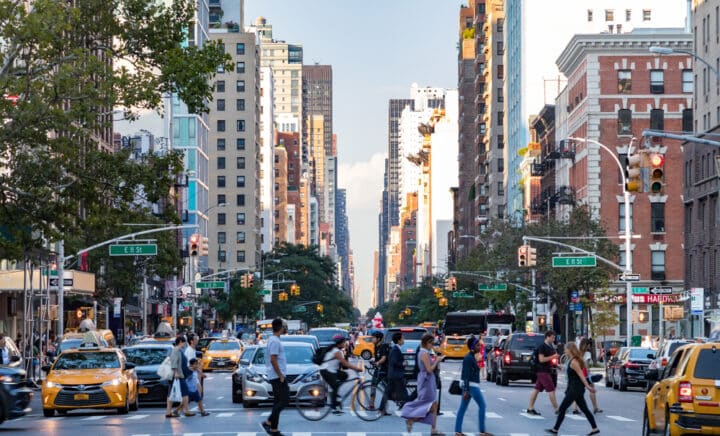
[402,333,445,435]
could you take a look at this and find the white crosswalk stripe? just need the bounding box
[607,415,635,422]
[486,411,502,418]
[565,413,586,420]
[81,415,106,420]
[520,412,545,420]
[125,414,150,420]
[216,412,234,417]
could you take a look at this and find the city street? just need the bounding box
[6,359,645,435]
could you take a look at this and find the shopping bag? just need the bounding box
[449,380,463,395]
[169,379,182,402]
[157,357,173,380]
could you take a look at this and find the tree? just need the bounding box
[587,287,620,343]
[0,0,232,259]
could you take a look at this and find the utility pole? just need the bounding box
[57,240,64,335]
[172,274,178,334]
[531,268,537,331]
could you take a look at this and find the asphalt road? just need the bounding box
[2,358,646,435]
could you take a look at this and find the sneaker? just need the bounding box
[200,411,210,416]
[332,408,344,415]
[527,409,541,416]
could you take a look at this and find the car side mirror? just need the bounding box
[646,368,659,381]
[239,359,249,366]
[124,362,135,370]
[41,365,51,373]
[10,355,20,363]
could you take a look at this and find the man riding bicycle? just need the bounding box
[319,334,363,415]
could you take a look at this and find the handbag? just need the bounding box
[449,380,463,395]
[168,379,182,402]
[157,356,173,381]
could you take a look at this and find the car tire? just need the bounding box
[500,370,509,386]
[117,393,130,415]
[612,374,618,390]
[242,399,255,408]
[43,409,55,417]
[232,382,242,404]
[361,350,372,360]
[619,374,627,391]
[642,405,653,436]
[605,373,613,388]
[130,388,139,411]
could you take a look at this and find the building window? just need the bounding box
[496,18,504,32]
[236,43,245,55]
[218,250,227,263]
[236,250,246,263]
[216,63,224,74]
[682,70,694,93]
[236,175,245,188]
[497,134,504,149]
[497,111,504,126]
[497,89,503,102]
[651,251,665,280]
[497,64,504,79]
[236,138,245,150]
[236,99,245,111]
[217,157,225,170]
[497,181,504,196]
[479,123,486,135]
[218,232,226,244]
[236,61,245,74]
[236,157,245,169]
[216,99,225,111]
[625,9,632,21]
[216,81,225,92]
[496,41,503,54]
[497,158,504,173]
[650,109,664,130]
[217,120,226,132]
[236,194,245,206]
[605,9,614,21]
[217,175,225,188]
[682,108,693,132]
[236,120,246,132]
[217,194,225,205]
[236,213,245,225]
[651,203,665,233]
[619,203,633,232]
[617,109,632,135]
[643,9,651,21]
[217,138,226,151]
[587,9,593,22]
[618,70,631,93]
[236,80,245,92]
[650,70,664,93]
[218,213,226,225]
[236,231,246,243]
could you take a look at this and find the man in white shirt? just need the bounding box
[262,319,288,436]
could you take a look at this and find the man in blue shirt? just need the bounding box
[262,318,288,436]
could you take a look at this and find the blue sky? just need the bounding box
[244,0,458,311]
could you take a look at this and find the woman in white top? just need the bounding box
[319,335,362,414]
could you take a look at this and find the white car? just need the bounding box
[231,342,327,408]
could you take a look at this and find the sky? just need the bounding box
[244,0,458,312]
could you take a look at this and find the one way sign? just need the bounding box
[649,286,673,295]
[49,278,73,287]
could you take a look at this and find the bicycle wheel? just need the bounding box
[296,383,331,421]
[352,380,385,421]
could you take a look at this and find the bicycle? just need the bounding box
[296,360,386,422]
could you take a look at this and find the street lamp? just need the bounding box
[649,46,720,79]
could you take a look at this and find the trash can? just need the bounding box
[631,335,641,346]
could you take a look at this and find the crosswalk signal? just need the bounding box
[518,245,529,267]
[189,233,200,257]
[200,237,209,256]
[649,153,665,193]
[449,277,457,291]
[528,246,537,267]
[625,151,642,192]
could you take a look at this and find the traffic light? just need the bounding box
[638,310,649,323]
[518,244,529,267]
[279,291,288,302]
[404,308,411,316]
[444,277,451,291]
[316,303,324,313]
[439,297,448,307]
[449,277,457,291]
[625,151,642,192]
[189,233,200,256]
[240,274,248,288]
[290,284,300,296]
[649,153,665,193]
[200,236,209,256]
[246,273,254,287]
[528,246,537,267]
[433,287,442,298]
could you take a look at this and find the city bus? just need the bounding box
[442,311,515,336]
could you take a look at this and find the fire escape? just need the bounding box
[530,140,576,216]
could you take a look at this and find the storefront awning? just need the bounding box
[0,269,95,296]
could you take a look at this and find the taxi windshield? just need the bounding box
[124,348,170,366]
[208,341,240,351]
[54,352,120,369]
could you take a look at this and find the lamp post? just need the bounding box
[568,137,635,345]
[649,46,720,83]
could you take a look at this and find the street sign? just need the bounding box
[453,292,473,298]
[570,290,579,303]
[568,303,583,312]
[619,273,641,281]
[478,283,508,291]
[552,256,596,267]
[632,287,649,295]
[649,286,673,295]
[292,306,307,313]
[109,244,158,256]
[49,278,73,287]
[196,281,225,289]
[181,301,192,310]
[632,294,681,304]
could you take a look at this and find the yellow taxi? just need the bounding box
[643,342,720,435]
[41,336,138,417]
[440,335,469,359]
[352,335,376,360]
[202,338,243,371]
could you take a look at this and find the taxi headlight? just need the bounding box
[204,355,212,361]
[45,381,62,389]
[101,378,121,387]
[230,355,239,361]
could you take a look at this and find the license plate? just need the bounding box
[216,362,226,366]
[74,393,89,401]
[138,387,148,394]
[454,347,460,351]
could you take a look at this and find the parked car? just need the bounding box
[645,340,693,391]
[599,339,626,362]
[308,327,350,348]
[122,343,173,404]
[642,342,720,435]
[231,343,326,408]
[610,347,655,391]
[0,362,32,424]
[494,333,557,386]
[604,346,628,387]
[281,335,320,352]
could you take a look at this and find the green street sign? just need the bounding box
[292,306,307,313]
[478,283,508,291]
[196,281,225,289]
[109,244,158,256]
[453,292,473,298]
[552,256,596,267]
[256,289,271,296]
[181,301,192,309]
[632,287,649,295]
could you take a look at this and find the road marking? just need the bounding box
[498,397,507,401]
[237,433,257,436]
[509,434,530,436]
[125,414,149,420]
[81,416,105,420]
[47,417,65,421]
[260,411,270,417]
[607,415,635,422]
[291,433,312,436]
[520,412,545,420]
[204,376,214,380]
[439,411,456,418]
[566,413,586,420]
[216,412,234,417]
[225,376,232,380]
[486,412,502,418]
[216,396,225,400]
[347,433,367,436]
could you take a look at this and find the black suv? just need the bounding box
[495,333,557,386]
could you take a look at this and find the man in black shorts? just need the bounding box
[527,330,559,415]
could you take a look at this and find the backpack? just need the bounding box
[313,345,332,365]
[529,346,540,373]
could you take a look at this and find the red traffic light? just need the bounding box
[650,153,665,168]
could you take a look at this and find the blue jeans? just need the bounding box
[454,385,486,433]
